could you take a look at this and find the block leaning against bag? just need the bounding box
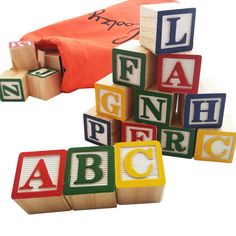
[21,0,175,92]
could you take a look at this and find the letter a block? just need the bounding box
[95,74,134,121]
[9,41,38,70]
[11,150,71,214]
[183,93,226,128]
[157,53,202,94]
[0,70,29,101]
[27,68,61,100]
[112,39,156,89]
[64,146,117,210]
[115,141,165,204]
[83,107,121,146]
[140,3,196,54]
[194,129,236,163]
[122,117,157,142]
[158,126,196,158]
[134,85,174,126]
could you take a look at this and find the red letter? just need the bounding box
[163,62,190,87]
[130,128,151,141]
[19,159,56,190]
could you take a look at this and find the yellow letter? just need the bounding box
[124,148,153,178]
[205,136,231,158]
[101,92,120,115]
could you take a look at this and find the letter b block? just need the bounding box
[140,3,196,54]
[11,150,71,214]
[95,74,134,121]
[115,141,165,204]
[194,129,236,163]
[64,146,117,210]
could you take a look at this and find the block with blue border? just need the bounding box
[140,3,196,54]
[84,107,121,146]
[183,93,226,128]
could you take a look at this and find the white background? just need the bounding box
[0,0,236,235]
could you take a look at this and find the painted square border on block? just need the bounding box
[157,126,196,158]
[95,83,126,120]
[184,93,226,128]
[28,68,57,78]
[194,129,236,163]
[122,121,157,142]
[64,146,115,195]
[157,53,201,94]
[112,48,146,88]
[115,141,165,188]
[11,150,67,199]
[156,8,196,54]
[0,79,25,101]
[134,89,172,126]
[83,113,111,146]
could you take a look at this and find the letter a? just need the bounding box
[19,159,56,190]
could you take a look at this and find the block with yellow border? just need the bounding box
[194,129,236,163]
[95,74,134,121]
[114,141,165,204]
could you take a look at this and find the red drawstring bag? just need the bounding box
[21,0,175,92]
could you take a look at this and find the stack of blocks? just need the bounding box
[0,41,63,101]
[11,2,236,214]
[84,2,236,163]
[12,141,165,213]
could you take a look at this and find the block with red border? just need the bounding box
[122,117,157,142]
[157,53,202,94]
[11,150,71,214]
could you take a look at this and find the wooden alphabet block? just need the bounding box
[95,74,134,121]
[37,50,45,67]
[157,53,202,94]
[112,39,156,89]
[83,107,121,146]
[9,40,38,70]
[27,68,61,100]
[11,150,71,214]
[183,93,226,128]
[140,3,196,54]
[134,85,174,126]
[64,146,117,210]
[45,51,64,76]
[194,117,236,163]
[115,141,165,204]
[0,70,28,101]
[158,126,196,158]
[122,117,157,142]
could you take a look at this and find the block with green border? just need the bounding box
[0,70,28,101]
[112,39,156,89]
[158,125,196,158]
[64,146,117,210]
[134,85,174,126]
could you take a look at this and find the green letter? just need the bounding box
[119,56,138,81]
[140,97,166,121]
[163,130,186,152]
[74,154,103,184]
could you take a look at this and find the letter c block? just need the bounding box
[114,141,165,204]
[194,129,236,163]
